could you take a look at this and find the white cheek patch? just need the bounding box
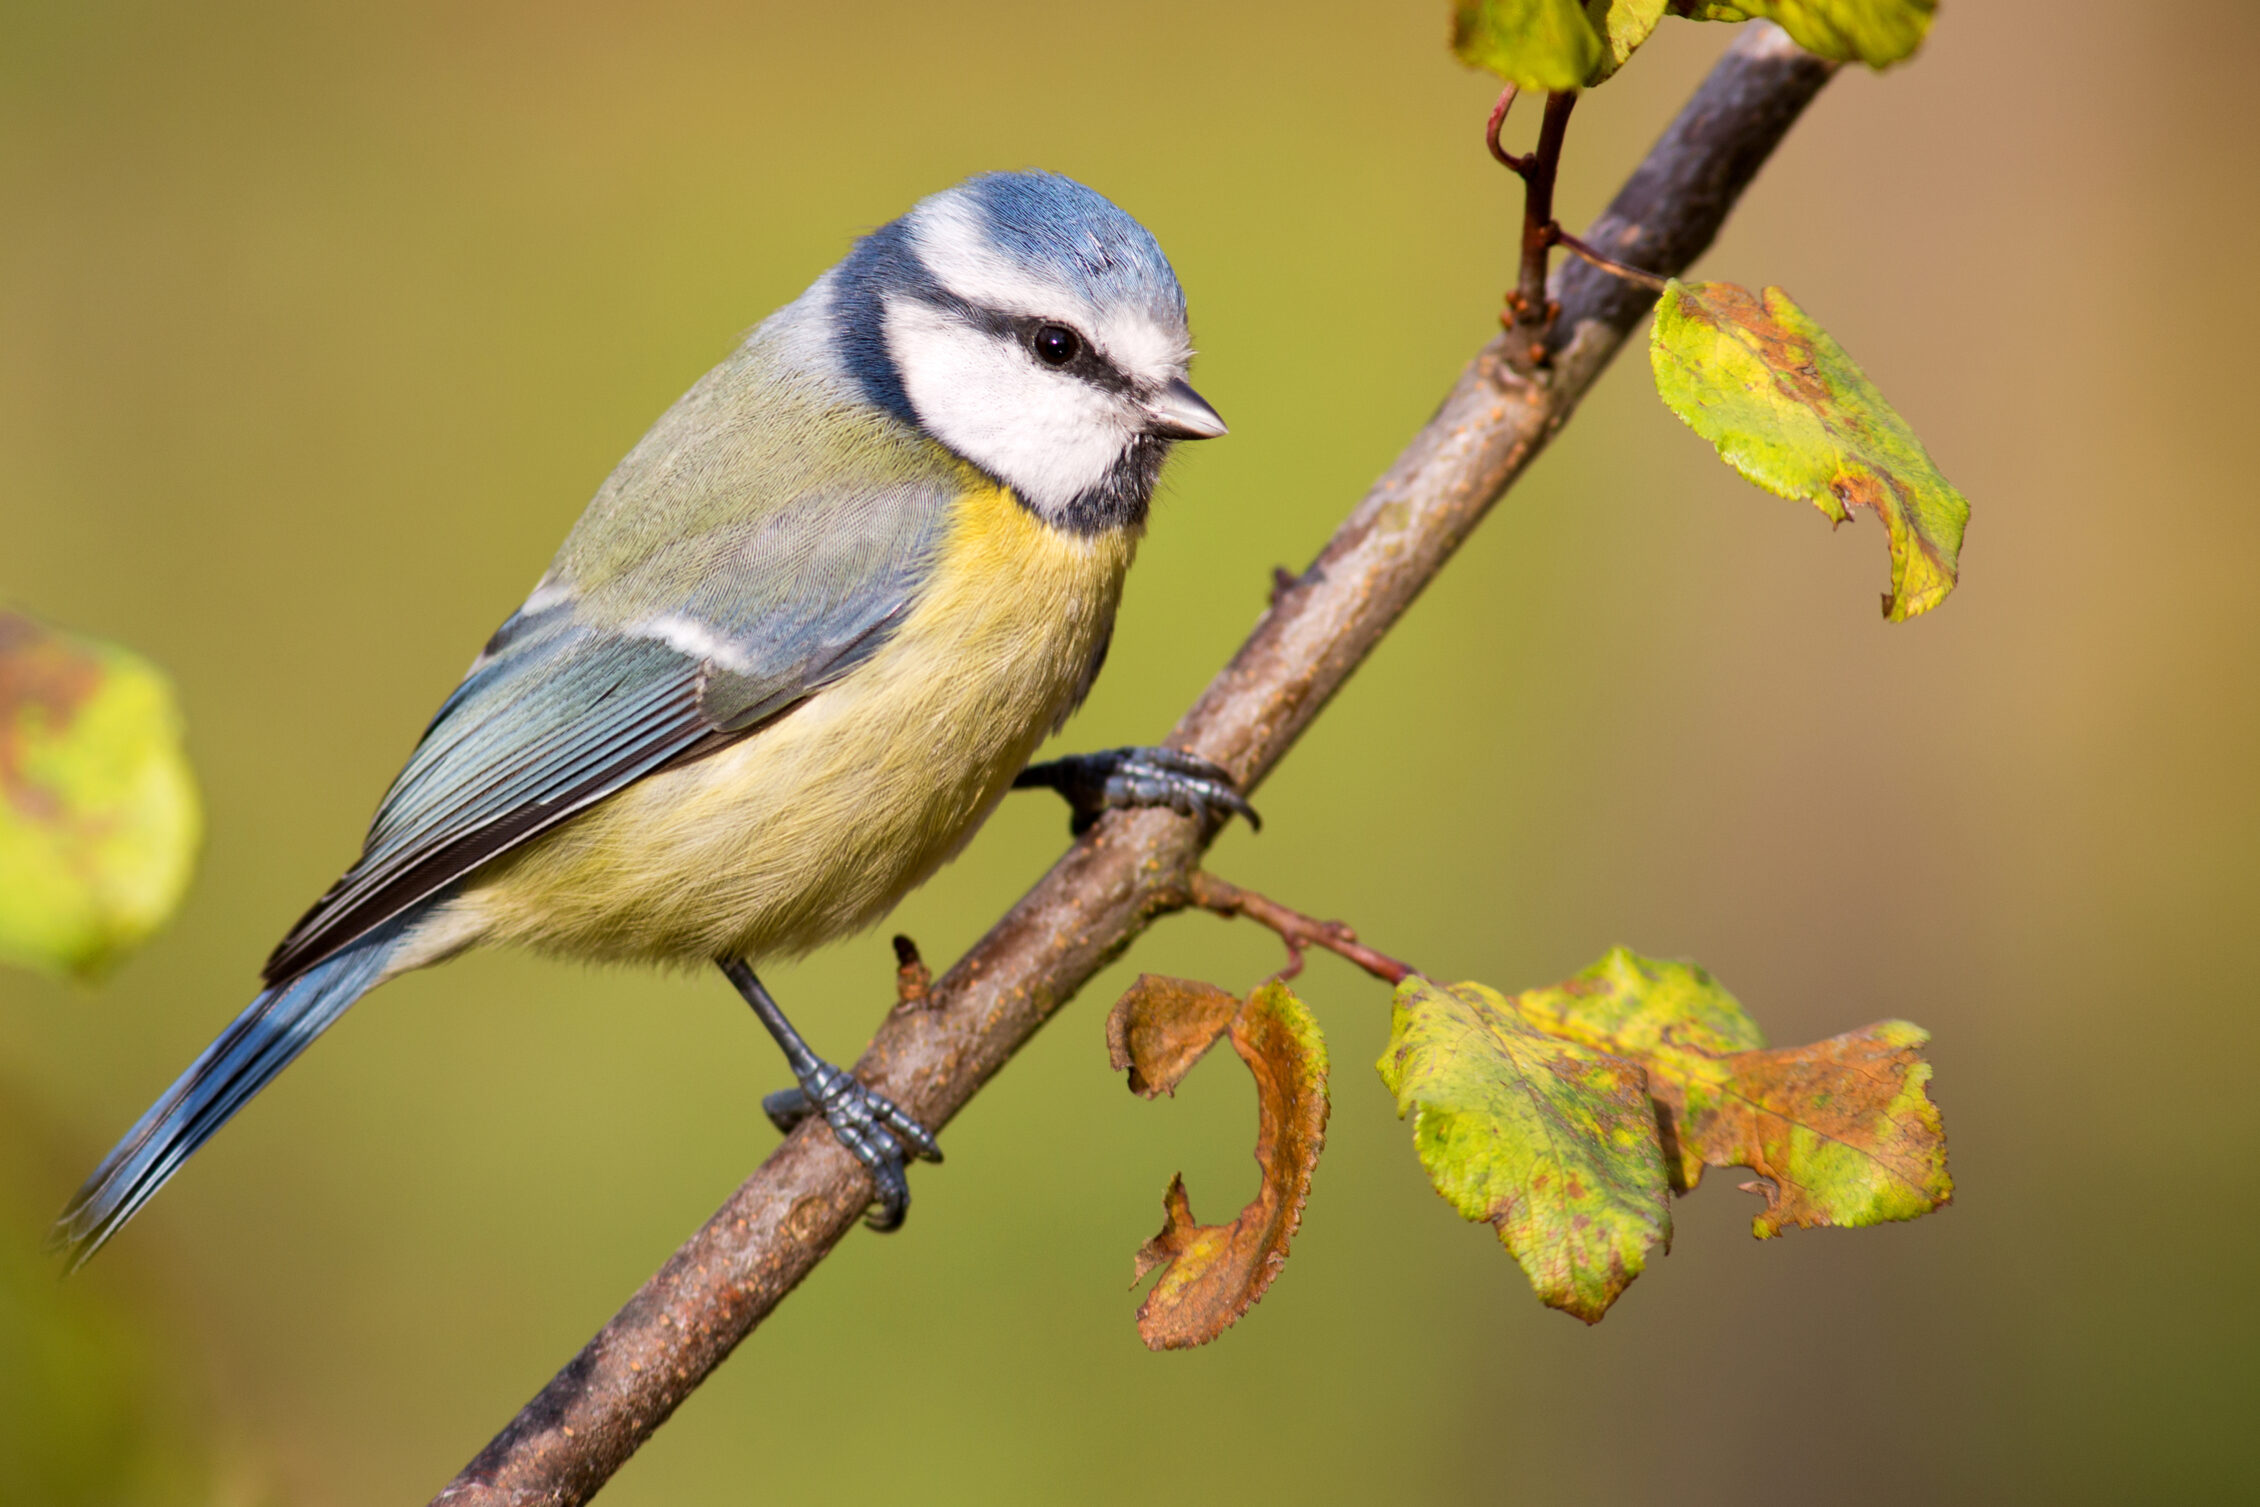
[884,296,1134,519]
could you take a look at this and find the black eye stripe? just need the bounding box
[915,289,1134,394]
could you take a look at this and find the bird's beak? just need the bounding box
[1143,377,1228,440]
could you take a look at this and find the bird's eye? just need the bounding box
[1032,324,1081,367]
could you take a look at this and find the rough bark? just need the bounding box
[435,26,1837,1505]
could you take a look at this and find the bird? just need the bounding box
[52,169,1253,1264]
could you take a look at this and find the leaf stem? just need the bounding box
[1186,871,1416,987]
[1548,227,1669,292]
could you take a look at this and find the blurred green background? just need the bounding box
[5,2,2255,1502]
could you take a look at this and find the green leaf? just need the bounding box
[1377,977,1670,1322]
[1667,0,1937,69]
[1587,0,1671,83]
[1511,949,1953,1235]
[0,610,201,980]
[1452,1,1669,89]
[1650,280,1971,622]
[1452,0,1601,92]
[1511,946,1766,1062]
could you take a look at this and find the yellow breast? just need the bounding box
[453,480,1137,968]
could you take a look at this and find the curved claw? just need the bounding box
[1015,745,1262,836]
[766,1065,941,1232]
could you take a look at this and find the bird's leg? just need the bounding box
[1013,746,1260,837]
[718,958,941,1232]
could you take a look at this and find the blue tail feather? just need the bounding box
[51,914,414,1267]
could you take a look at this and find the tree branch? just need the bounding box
[433,25,1836,1505]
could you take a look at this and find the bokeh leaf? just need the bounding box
[1452,1,1669,89]
[1588,0,1671,82]
[1452,1,1600,92]
[0,611,201,981]
[1667,0,1937,69]
[1114,978,1329,1350]
[1513,948,1953,1236]
[1650,280,1971,621]
[1377,977,1670,1322]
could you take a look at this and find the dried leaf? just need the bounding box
[1514,948,1952,1235]
[1107,973,1243,1098]
[1668,0,1936,69]
[1377,977,1670,1322]
[1126,980,1329,1350]
[1651,280,1971,621]
[0,610,201,980]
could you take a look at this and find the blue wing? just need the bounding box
[262,478,954,987]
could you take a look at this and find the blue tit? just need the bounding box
[54,169,1251,1262]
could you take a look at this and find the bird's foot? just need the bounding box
[763,1061,942,1232]
[1014,745,1260,837]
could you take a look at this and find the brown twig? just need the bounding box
[889,934,930,1008]
[1184,871,1414,986]
[1506,90,1579,360]
[433,26,1836,1506]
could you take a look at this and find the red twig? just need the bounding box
[1486,86,1533,175]
[1186,872,1415,987]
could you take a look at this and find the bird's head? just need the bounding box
[830,170,1225,532]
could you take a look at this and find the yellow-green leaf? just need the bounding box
[0,611,200,980]
[1668,0,1937,69]
[1511,949,1953,1235]
[1650,280,1971,621]
[1453,1,1668,88]
[1587,0,1670,83]
[1452,0,1601,92]
[1377,977,1669,1322]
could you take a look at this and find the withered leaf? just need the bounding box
[1667,1022,1951,1236]
[1124,980,1329,1350]
[1650,280,1971,622]
[1106,973,1243,1098]
[1513,948,1952,1235]
[1377,977,1671,1323]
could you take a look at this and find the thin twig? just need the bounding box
[433,26,1836,1505]
[1507,90,1579,357]
[1486,85,1532,175]
[1185,871,1415,986]
[1550,227,1671,292]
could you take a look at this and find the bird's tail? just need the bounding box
[50,914,413,1268]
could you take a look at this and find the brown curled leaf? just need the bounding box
[1106,973,1243,1098]
[1125,980,1329,1350]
